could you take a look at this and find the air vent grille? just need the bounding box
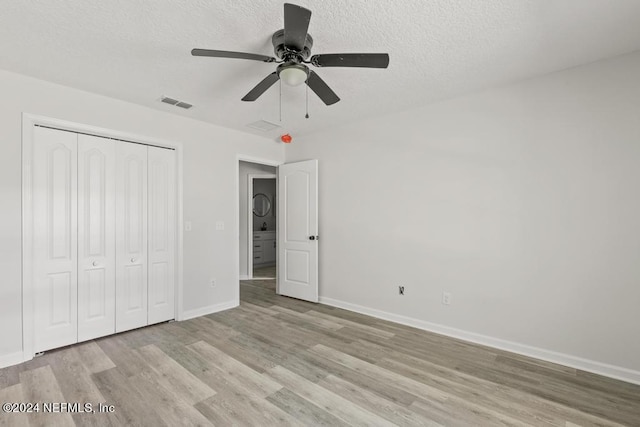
[247,120,281,132]
[160,96,193,109]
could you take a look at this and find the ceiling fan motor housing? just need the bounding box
[272,29,314,61]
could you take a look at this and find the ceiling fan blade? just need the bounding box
[191,48,276,63]
[241,72,280,101]
[311,53,389,68]
[284,3,312,51]
[306,71,340,106]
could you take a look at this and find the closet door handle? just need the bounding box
[131,258,137,263]
[92,261,99,267]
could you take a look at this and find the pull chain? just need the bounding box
[279,80,282,122]
[305,84,309,119]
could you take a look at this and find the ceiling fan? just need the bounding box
[191,3,389,106]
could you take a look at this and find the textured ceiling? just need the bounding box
[2,1,640,140]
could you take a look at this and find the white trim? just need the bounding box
[239,275,250,280]
[21,113,185,359]
[21,117,35,363]
[247,173,277,280]
[0,352,26,369]
[181,300,239,321]
[235,155,283,303]
[319,296,640,386]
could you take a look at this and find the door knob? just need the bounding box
[131,258,137,263]
[309,235,319,241]
[92,261,98,267]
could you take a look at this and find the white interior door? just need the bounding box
[115,142,148,332]
[77,135,116,342]
[33,127,78,352]
[277,160,318,302]
[147,146,176,324]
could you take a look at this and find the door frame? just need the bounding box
[247,173,277,280]
[235,156,282,300]
[21,113,184,362]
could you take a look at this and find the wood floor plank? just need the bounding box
[91,367,167,427]
[239,300,280,316]
[136,344,216,404]
[0,383,29,427]
[266,387,351,427]
[339,338,397,364]
[307,309,396,339]
[95,336,150,378]
[188,340,282,399]
[197,331,277,374]
[265,365,397,427]
[0,365,19,390]
[229,333,331,383]
[271,305,345,331]
[74,341,116,374]
[19,365,75,427]
[189,315,241,340]
[48,347,121,427]
[410,397,531,427]
[297,347,426,406]
[195,391,303,426]
[317,374,442,427]
[309,343,451,401]
[128,368,213,426]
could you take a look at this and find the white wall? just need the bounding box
[285,51,640,380]
[238,161,277,278]
[0,69,284,365]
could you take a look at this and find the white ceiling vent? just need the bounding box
[247,120,281,132]
[160,96,193,109]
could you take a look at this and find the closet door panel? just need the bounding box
[147,147,176,324]
[33,127,78,352]
[116,142,148,332]
[77,135,116,342]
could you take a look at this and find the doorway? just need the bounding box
[250,176,277,279]
[238,160,277,282]
[237,158,319,303]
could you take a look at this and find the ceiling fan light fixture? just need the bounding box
[278,64,309,86]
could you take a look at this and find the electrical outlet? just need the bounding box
[398,286,405,295]
[215,221,225,231]
[442,291,452,305]
[185,221,192,232]
[210,279,216,287]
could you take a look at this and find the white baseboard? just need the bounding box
[0,351,25,369]
[181,300,239,321]
[319,296,640,386]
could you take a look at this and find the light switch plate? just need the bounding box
[216,221,225,231]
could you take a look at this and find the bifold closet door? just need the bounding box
[77,135,116,342]
[115,142,148,332]
[147,146,176,325]
[33,127,79,352]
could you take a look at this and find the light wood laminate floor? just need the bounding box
[253,264,276,278]
[1,279,639,426]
